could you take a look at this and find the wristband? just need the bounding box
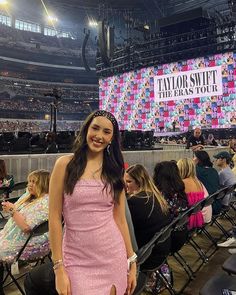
[128,253,137,264]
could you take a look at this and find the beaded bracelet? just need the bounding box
[53,259,63,270]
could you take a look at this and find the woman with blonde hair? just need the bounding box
[177,158,212,229]
[125,164,171,270]
[0,169,50,295]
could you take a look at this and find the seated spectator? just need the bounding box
[177,158,212,229]
[213,151,236,206]
[125,164,172,293]
[186,127,205,151]
[153,161,189,253]
[45,132,58,154]
[0,159,14,196]
[194,150,221,214]
[124,164,171,269]
[0,169,50,295]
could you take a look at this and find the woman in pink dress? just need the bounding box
[177,158,212,229]
[49,110,137,295]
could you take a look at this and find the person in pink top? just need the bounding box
[49,110,137,295]
[177,158,212,230]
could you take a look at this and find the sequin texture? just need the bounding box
[62,179,127,295]
[0,193,49,263]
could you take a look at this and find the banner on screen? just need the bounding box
[154,66,223,102]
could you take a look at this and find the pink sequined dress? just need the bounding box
[62,179,127,295]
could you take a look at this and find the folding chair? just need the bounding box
[222,254,236,275]
[3,220,49,295]
[134,219,177,295]
[8,181,27,198]
[199,272,236,295]
[210,186,235,239]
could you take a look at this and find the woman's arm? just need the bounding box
[49,155,71,263]
[2,201,31,232]
[49,155,72,295]
[114,190,137,295]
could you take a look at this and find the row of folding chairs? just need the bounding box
[0,181,27,199]
[133,183,236,295]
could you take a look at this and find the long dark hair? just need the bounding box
[194,150,213,167]
[64,110,124,203]
[153,161,187,201]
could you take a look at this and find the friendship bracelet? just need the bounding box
[53,260,64,270]
[53,259,62,266]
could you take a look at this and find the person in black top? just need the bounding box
[153,161,189,253]
[186,127,205,151]
[124,164,171,270]
[193,150,221,215]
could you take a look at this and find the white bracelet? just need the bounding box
[128,253,137,264]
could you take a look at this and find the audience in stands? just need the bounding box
[193,150,221,214]
[0,169,50,295]
[186,127,205,151]
[125,164,171,293]
[177,158,212,228]
[0,159,14,195]
[213,151,236,206]
[153,161,189,253]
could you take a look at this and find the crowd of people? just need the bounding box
[0,110,235,295]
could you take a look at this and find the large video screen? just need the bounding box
[99,52,236,132]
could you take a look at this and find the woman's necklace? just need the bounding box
[91,165,102,179]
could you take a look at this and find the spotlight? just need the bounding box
[0,0,8,5]
[88,19,98,27]
[47,15,58,23]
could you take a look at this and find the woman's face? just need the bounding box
[86,116,113,154]
[124,172,140,195]
[28,176,37,195]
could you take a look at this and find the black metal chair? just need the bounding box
[210,185,235,242]
[3,220,49,295]
[134,219,177,295]
[222,254,236,275]
[199,272,236,295]
[0,196,22,229]
[8,181,27,198]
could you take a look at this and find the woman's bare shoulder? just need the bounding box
[55,154,73,168]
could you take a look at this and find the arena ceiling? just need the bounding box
[11,0,230,29]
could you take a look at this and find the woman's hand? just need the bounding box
[126,262,137,295]
[55,267,71,295]
[1,201,15,213]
